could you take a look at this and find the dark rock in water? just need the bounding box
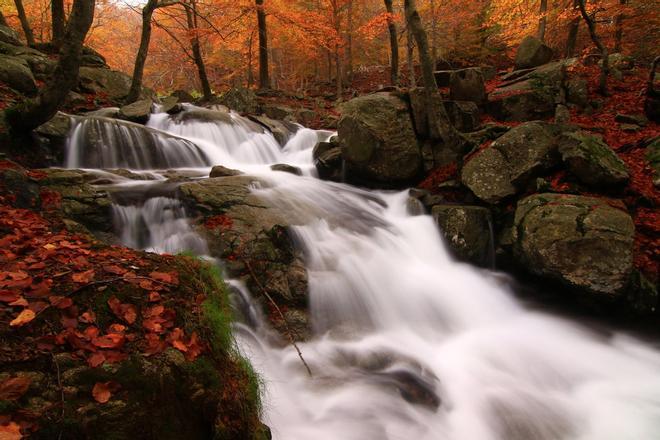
[433,204,493,266]
[0,25,22,46]
[270,164,302,175]
[160,96,181,114]
[216,87,258,114]
[118,99,153,124]
[338,92,421,186]
[175,108,233,125]
[262,104,295,121]
[434,70,453,87]
[514,36,553,70]
[248,114,299,146]
[449,68,486,105]
[461,122,558,203]
[513,193,634,297]
[558,131,629,187]
[171,89,194,103]
[210,165,243,178]
[313,138,343,182]
[34,112,73,156]
[0,54,38,95]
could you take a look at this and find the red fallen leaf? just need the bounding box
[185,332,204,361]
[60,315,79,329]
[87,352,106,368]
[103,350,128,364]
[6,271,28,281]
[121,304,137,325]
[0,276,32,289]
[103,265,126,275]
[79,311,96,324]
[0,291,20,303]
[27,301,49,314]
[48,296,73,309]
[139,279,155,291]
[83,326,100,340]
[107,324,126,334]
[0,376,31,400]
[142,318,164,334]
[148,292,161,302]
[8,298,28,307]
[168,328,188,352]
[9,309,35,327]
[0,421,22,440]
[28,262,46,270]
[72,269,95,284]
[92,382,115,404]
[107,296,122,316]
[143,333,166,356]
[28,280,51,297]
[92,334,125,349]
[143,305,164,318]
[149,271,178,285]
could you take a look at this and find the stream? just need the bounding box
[64,105,660,440]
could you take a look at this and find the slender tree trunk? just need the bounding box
[332,1,342,98]
[247,30,255,87]
[126,0,158,104]
[52,0,66,45]
[5,0,95,133]
[565,0,580,57]
[0,10,8,26]
[185,0,212,100]
[256,0,270,89]
[430,0,437,66]
[327,49,332,82]
[404,0,457,144]
[614,0,626,52]
[384,0,399,86]
[578,0,608,95]
[13,0,36,46]
[538,0,548,41]
[346,0,353,84]
[406,28,415,87]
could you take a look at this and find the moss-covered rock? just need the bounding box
[432,205,493,266]
[513,193,634,298]
[514,36,554,70]
[644,136,660,188]
[118,99,153,124]
[558,131,629,187]
[78,67,132,103]
[0,54,38,95]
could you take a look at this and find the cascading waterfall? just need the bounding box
[66,105,660,439]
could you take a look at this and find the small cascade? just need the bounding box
[112,196,207,255]
[66,116,210,169]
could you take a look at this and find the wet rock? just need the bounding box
[449,68,486,105]
[0,25,22,46]
[0,54,37,95]
[210,165,243,178]
[270,164,302,175]
[118,99,153,124]
[262,104,295,121]
[217,87,258,113]
[513,193,634,297]
[514,36,553,70]
[313,138,342,182]
[338,92,421,186]
[175,108,232,124]
[432,205,493,266]
[160,96,181,114]
[558,131,629,187]
[35,112,72,139]
[463,123,510,145]
[78,67,132,102]
[248,114,298,146]
[462,122,558,203]
[171,89,194,103]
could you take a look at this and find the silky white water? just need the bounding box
[66,106,660,439]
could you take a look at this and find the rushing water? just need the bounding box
[65,106,660,439]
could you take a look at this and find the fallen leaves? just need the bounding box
[0,376,31,401]
[9,309,35,327]
[72,269,95,284]
[0,422,22,440]
[92,381,120,404]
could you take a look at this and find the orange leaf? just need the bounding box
[92,334,125,349]
[0,291,20,303]
[121,304,137,324]
[0,376,31,400]
[9,309,35,327]
[92,382,112,404]
[87,353,106,368]
[0,421,22,440]
[80,311,96,324]
[72,269,95,284]
[149,271,177,285]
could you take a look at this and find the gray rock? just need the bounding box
[555,104,571,124]
[449,68,486,104]
[118,99,153,124]
[171,89,194,103]
[461,148,516,204]
[35,112,72,139]
[433,205,493,266]
[0,25,22,46]
[645,137,660,187]
[514,36,554,70]
[434,70,453,87]
[78,67,132,102]
[159,96,180,114]
[443,100,480,132]
[558,131,629,187]
[603,53,635,71]
[262,104,294,121]
[566,78,589,108]
[217,87,258,113]
[514,193,634,297]
[0,54,37,95]
[614,113,648,126]
[270,164,302,175]
[338,92,421,186]
[313,139,343,182]
[248,114,298,146]
[209,165,243,177]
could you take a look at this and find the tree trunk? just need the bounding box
[346,0,353,84]
[614,0,626,52]
[538,0,548,41]
[126,0,159,104]
[5,0,95,133]
[13,0,36,46]
[565,0,580,57]
[406,28,415,87]
[384,0,399,86]
[52,0,66,45]
[185,0,212,100]
[256,0,270,89]
[578,0,608,95]
[404,0,457,144]
[247,30,255,87]
[0,10,8,27]
[331,0,342,99]
[430,0,437,66]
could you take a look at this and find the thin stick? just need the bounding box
[245,261,313,378]
[52,353,65,440]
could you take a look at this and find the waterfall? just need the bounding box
[65,106,660,440]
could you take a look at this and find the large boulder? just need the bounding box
[443,100,480,132]
[338,92,421,186]
[217,87,258,114]
[78,66,132,102]
[432,205,493,266]
[645,137,660,187]
[248,114,299,146]
[513,194,634,297]
[449,68,486,105]
[118,99,153,124]
[313,137,342,182]
[0,25,22,46]
[558,131,629,187]
[514,36,554,70]
[461,122,558,203]
[0,54,37,95]
[488,60,569,121]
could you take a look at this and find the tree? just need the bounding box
[5,0,96,133]
[403,0,457,145]
[565,0,580,57]
[13,0,35,46]
[52,0,66,45]
[0,9,8,27]
[383,0,398,85]
[256,0,270,89]
[614,0,626,52]
[538,0,548,41]
[184,0,213,100]
[578,0,608,95]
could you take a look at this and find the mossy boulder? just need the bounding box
[449,68,486,105]
[514,36,554,70]
[118,99,153,124]
[558,131,629,187]
[513,193,634,297]
[0,24,22,46]
[0,54,38,95]
[217,87,258,114]
[78,67,132,102]
[432,205,493,266]
[338,92,421,186]
[645,136,660,187]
